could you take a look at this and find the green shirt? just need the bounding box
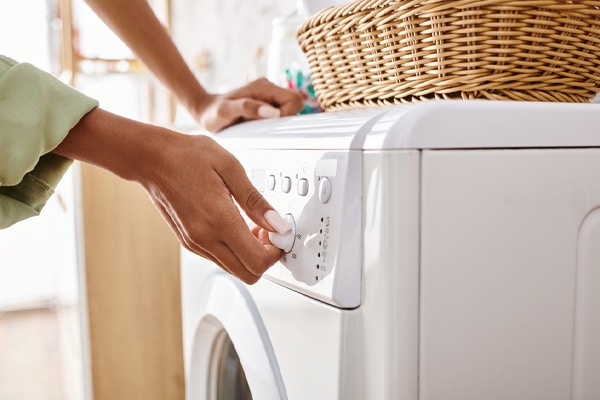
[0,55,98,228]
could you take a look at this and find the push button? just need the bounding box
[318,177,332,204]
[281,176,292,193]
[297,178,309,196]
[267,175,276,190]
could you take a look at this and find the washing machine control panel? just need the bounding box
[233,148,362,309]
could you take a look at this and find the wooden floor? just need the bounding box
[0,307,84,400]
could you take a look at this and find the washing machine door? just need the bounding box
[188,271,286,400]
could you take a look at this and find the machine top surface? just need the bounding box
[211,100,600,151]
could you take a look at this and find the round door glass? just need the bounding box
[211,330,252,400]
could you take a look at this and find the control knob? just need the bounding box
[268,214,296,253]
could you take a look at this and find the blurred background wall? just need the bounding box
[0,0,295,399]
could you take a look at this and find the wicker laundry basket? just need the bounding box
[297,0,600,111]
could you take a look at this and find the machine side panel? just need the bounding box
[420,149,600,400]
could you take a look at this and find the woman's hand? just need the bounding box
[85,0,303,133]
[54,108,289,283]
[141,133,287,283]
[192,78,304,132]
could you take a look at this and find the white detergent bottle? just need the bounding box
[267,0,322,114]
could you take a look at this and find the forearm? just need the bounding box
[84,0,207,112]
[84,0,303,133]
[53,107,172,185]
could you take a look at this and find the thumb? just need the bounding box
[227,98,281,122]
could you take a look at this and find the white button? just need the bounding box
[268,214,296,253]
[318,177,332,203]
[281,176,292,193]
[297,179,309,196]
[267,175,276,190]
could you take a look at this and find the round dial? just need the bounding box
[268,214,296,253]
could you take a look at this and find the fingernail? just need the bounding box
[264,210,291,234]
[258,105,281,119]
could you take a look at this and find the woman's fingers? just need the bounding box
[198,78,303,132]
[143,134,283,283]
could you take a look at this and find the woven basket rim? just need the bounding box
[299,0,600,38]
[297,0,600,110]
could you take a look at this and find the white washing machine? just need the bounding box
[181,100,600,400]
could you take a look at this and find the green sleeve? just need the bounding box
[0,55,99,228]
